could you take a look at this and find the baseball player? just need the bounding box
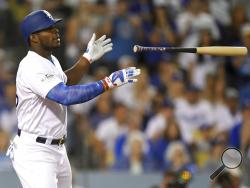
[6,10,140,188]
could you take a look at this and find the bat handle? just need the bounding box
[133,45,166,52]
[210,165,225,180]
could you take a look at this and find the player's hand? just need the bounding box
[102,67,141,90]
[83,33,113,63]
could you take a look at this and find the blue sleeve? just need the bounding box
[46,81,105,106]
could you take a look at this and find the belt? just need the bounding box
[17,129,66,146]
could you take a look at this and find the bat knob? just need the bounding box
[133,45,138,53]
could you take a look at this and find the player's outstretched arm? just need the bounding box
[65,33,113,86]
[47,67,140,106]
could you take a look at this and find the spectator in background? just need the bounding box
[146,98,174,140]
[0,48,16,90]
[231,23,250,103]
[201,72,235,142]
[129,0,154,44]
[141,28,174,72]
[158,171,180,188]
[9,0,32,24]
[189,29,219,90]
[0,80,17,135]
[233,0,250,21]
[149,88,169,119]
[113,117,154,174]
[226,9,249,91]
[153,0,184,20]
[41,0,73,19]
[225,4,248,46]
[225,88,242,126]
[114,111,144,161]
[89,91,113,130]
[148,117,183,171]
[150,57,178,93]
[229,100,250,149]
[0,130,10,151]
[178,28,219,86]
[192,123,215,169]
[203,70,225,106]
[0,1,22,48]
[0,130,11,170]
[203,136,227,172]
[211,77,235,133]
[104,0,137,63]
[209,0,231,29]
[67,115,106,169]
[238,101,250,188]
[176,0,220,46]
[174,85,214,144]
[157,170,191,188]
[65,1,99,67]
[241,146,250,187]
[164,141,196,174]
[153,1,176,45]
[95,102,129,167]
[140,0,177,72]
[133,66,157,121]
[168,71,185,100]
[210,170,241,188]
[202,73,216,102]
[113,131,153,174]
[0,49,12,103]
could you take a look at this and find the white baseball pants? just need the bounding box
[10,134,72,188]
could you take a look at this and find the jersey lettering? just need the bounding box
[16,94,19,107]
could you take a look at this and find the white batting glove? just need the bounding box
[102,67,141,90]
[83,33,113,63]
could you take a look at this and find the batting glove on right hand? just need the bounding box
[83,33,113,63]
[102,67,141,90]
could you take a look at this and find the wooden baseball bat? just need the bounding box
[133,45,248,56]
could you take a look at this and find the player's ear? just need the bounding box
[29,34,39,44]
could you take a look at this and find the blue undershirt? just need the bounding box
[46,81,105,106]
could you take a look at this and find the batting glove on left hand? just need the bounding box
[83,33,113,63]
[102,67,141,90]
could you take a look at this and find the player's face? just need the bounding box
[34,26,61,50]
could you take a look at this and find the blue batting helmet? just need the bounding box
[20,10,62,44]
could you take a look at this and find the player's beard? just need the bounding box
[42,39,60,51]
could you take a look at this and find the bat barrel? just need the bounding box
[197,46,248,56]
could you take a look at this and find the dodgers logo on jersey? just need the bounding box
[38,73,55,82]
[43,10,53,20]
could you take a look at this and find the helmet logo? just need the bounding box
[43,10,53,20]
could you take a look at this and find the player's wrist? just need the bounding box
[82,52,92,64]
[101,77,114,90]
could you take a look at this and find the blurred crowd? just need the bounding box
[1,0,250,187]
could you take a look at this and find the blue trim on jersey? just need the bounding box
[46,81,104,106]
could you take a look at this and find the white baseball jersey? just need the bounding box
[174,98,214,143]
[16,51,67,138]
